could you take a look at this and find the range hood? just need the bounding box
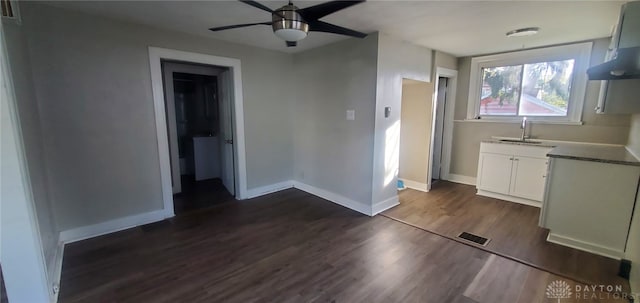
[587,1,640,80]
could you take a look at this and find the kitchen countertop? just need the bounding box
[547,145,640,166]
[481,139,556,148]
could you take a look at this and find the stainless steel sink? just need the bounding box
[499,139,542,144]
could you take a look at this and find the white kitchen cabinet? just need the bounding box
[476,142,552,207]
[510,156,548,201]
[477,153,513,195]
[540,156,640,258]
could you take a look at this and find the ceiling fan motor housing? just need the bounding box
[272,4,309,41]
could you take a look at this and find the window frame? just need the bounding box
[466,42,593,124]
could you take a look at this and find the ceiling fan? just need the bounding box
[209,0,367,47]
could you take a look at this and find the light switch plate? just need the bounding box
[346,110,355,121]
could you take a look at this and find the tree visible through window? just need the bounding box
[479,59,574,117]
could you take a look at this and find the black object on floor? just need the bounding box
[619,259,632,279]
[458,232,490,246]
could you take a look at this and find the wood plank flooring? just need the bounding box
[383,181,628,292]
[58,188,631,303]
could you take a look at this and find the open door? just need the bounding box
[431,77,447,180]
[219,69,235,195]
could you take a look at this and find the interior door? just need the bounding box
[432,77,447,180]
[219,70,235,195]
[477,153,513,195]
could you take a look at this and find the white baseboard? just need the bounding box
[476,190,542,208]
[547,233,623,260]
[372,195,399,216]
[60,209,172,244]
[292,181,371,216]
[246,180,294,199]
[446,174,477,186]
[399,179,428,192]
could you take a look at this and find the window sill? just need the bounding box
[455,119,584,126]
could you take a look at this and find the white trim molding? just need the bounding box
[60,209,171,244]
[246,181,294,199]
[372,196,399,216]
[292,181,373,216]
[467,42,592,124]
[148,47,249,219]
[399,179,428,192]
[547,233,623,260]
[445,174,477,186]
[49,241,65,302]
[476,190,542,208]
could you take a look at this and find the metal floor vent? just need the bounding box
[457,232,490,246]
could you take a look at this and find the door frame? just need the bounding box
[426,67,457,191]
[148,47,248,216]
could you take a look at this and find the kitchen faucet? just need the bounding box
[520,117,528,141]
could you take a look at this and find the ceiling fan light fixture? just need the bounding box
[506,27,540,37]
[274,28,307,41]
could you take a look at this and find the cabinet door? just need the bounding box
[510,156,548,201]
[477,153,513,195]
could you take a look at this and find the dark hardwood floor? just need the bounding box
[383,181,628,292]
[58,188,630,303]
[173,176,235,214]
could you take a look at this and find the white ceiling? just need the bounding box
[44,0,627,57]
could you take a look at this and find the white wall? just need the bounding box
[371,33,432,206]
[292,34,379,207]
[4,17,59,297]
[625,113,640,294]
[1,23,52,302]
[18,2,294,231]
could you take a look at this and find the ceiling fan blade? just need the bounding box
[298,0,365,20]
[308,20,367,38]
[286,41,297,47]
[238,0,275,14]
[209,22,272,32]
[237,0,285,18]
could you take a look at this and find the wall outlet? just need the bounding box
[346,110,355,121]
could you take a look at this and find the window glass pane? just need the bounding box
[480,65,522,116]
[519,59,574,116]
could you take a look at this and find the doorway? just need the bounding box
[431,77,448,183]
[427,67,458,191]
[162,61,235,214]
[148,47,248,217]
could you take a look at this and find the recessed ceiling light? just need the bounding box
[506,27,540,37]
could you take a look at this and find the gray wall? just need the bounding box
[19,3,294,230]
[292,35,379,205]
[450,38,631,178]
[371,33,433,205]
[4,19,58,287]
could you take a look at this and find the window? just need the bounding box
[467,42,592,124]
